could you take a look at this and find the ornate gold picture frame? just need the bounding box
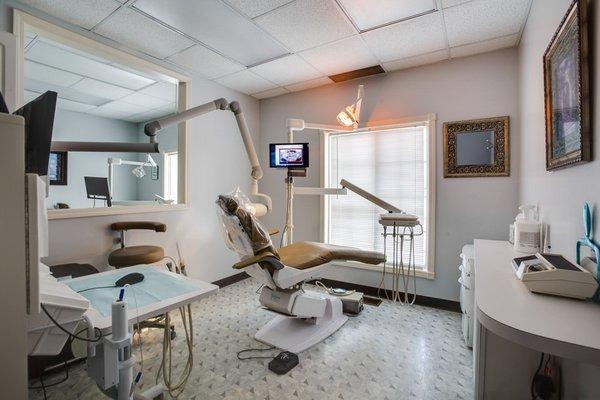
[443,116,510,178]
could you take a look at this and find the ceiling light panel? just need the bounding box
[94,7,195,59]
[215,70,277,95]
[120,92,172,109]
[72,78,134,100]
[224,0,294,18]
[138,82,178,102]
[24,78,108,106]
[26,41,155,90]
[383,49,449,72]
[24,60,82,87]
[300,36,379,76]
[338,0,437,31]
[250,54,322,86]
[167,45,245,79]
[56,98,96,113]
[255,0,356,52]
[133,0,288,66]
[362,12,446,62]
[285,76,333,92]
[253,87,290,99]
[450,34,519,58]
[18,0,121,30]
[444,0,531,47]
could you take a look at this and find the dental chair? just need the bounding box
[217,194,385,353]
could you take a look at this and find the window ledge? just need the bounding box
[329,260,435,280]
[47,203,188,220]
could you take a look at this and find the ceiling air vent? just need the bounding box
[329,65,385,83]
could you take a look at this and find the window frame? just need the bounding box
[320,114,437,279]
[163,150,179,203]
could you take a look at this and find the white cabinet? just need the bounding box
[458,244,474,347]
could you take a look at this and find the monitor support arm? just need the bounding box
[144,98,272,216]
[340,179,402,213]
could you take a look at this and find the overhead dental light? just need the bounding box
[336,84,364,128]
[131,154,157,178]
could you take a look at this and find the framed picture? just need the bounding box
[543,0,590,170]
[443,116,510,178]
[48,151,67,185]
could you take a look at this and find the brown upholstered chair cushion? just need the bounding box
[108,245,165,268]
[277,241,385,270]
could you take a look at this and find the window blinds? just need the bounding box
[327,125,428,268]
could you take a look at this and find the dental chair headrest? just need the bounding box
[217,195,279,257]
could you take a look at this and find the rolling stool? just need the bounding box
[109,221,176,339]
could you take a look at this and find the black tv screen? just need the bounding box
[13,91,57,176]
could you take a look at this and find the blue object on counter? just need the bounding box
[66,267,199,316]
[576,203,600,302]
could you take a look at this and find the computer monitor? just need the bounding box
[269,143,309,168]
[13,91,58,177]
[84,177,112,207]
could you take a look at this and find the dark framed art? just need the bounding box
[48,151,67,185]
[443,116,510,178]
[543,0,590,170]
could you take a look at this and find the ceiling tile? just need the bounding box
[24,89,41,103]
[167,45,245,79]
[442,0,473,8]
[87,106,131,120]
[224,0,294,18]
[25,78,109,105]
[72,78,133,100]
[255,0,356,52]
[133,106,176,123]
[362,12,446,62]
[450,34,519,58]
[120,92,172,108]
[444,0,530,47]
[25,60,82,87]
[101,100,149,115]
[215,70,277,95]
[382,49,449,72]
[338,0,437,31]
[253,87,290,99]
[285,76,333,92]
[56,98,96,113]
[250,54,321,86]
[300,36,379,76]
[26,41,155,90]
[138,81,178,102]
[18,0,121,30]
[133,0,288,66]
[93,7,195,59]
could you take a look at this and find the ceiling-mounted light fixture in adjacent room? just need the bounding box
[337,84,364,128]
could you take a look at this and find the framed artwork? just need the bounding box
[48,151,67,185]
[443,116,510,178]
[543,0,590,170]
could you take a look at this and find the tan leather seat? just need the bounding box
[108,245,165,268]
[278,241,385,270]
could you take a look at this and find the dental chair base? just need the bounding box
[256,286,348,353]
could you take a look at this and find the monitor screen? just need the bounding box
[84,176,112,207]
[269,143,309,168]
[13,91,57,177]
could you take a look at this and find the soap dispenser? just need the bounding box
[514,205,541,253]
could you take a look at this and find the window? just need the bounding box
[163,151,178,203]
[324,117,435,274]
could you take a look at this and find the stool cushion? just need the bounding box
[108,245,164,268]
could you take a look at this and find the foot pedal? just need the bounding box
[268,351,299,375]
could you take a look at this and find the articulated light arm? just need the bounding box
[340,179,401,213]
[144,98,272,216]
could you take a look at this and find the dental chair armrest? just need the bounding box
[233,252,285,271]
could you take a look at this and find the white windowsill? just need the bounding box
[329,260,436,280]
[47,203,188,220]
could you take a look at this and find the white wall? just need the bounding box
[259,49,520,301]
[0,4,261,282]
[518,0,599,261]
[48,109,139,208]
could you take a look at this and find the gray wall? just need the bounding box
[518,0,599,262]
[48,109,139,208]
[259,49,520,301]
[0,4,261,282]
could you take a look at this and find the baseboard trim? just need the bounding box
[212,271,250,288]
[312,278,461,313]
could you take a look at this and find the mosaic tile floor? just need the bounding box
[29,279,473,400]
